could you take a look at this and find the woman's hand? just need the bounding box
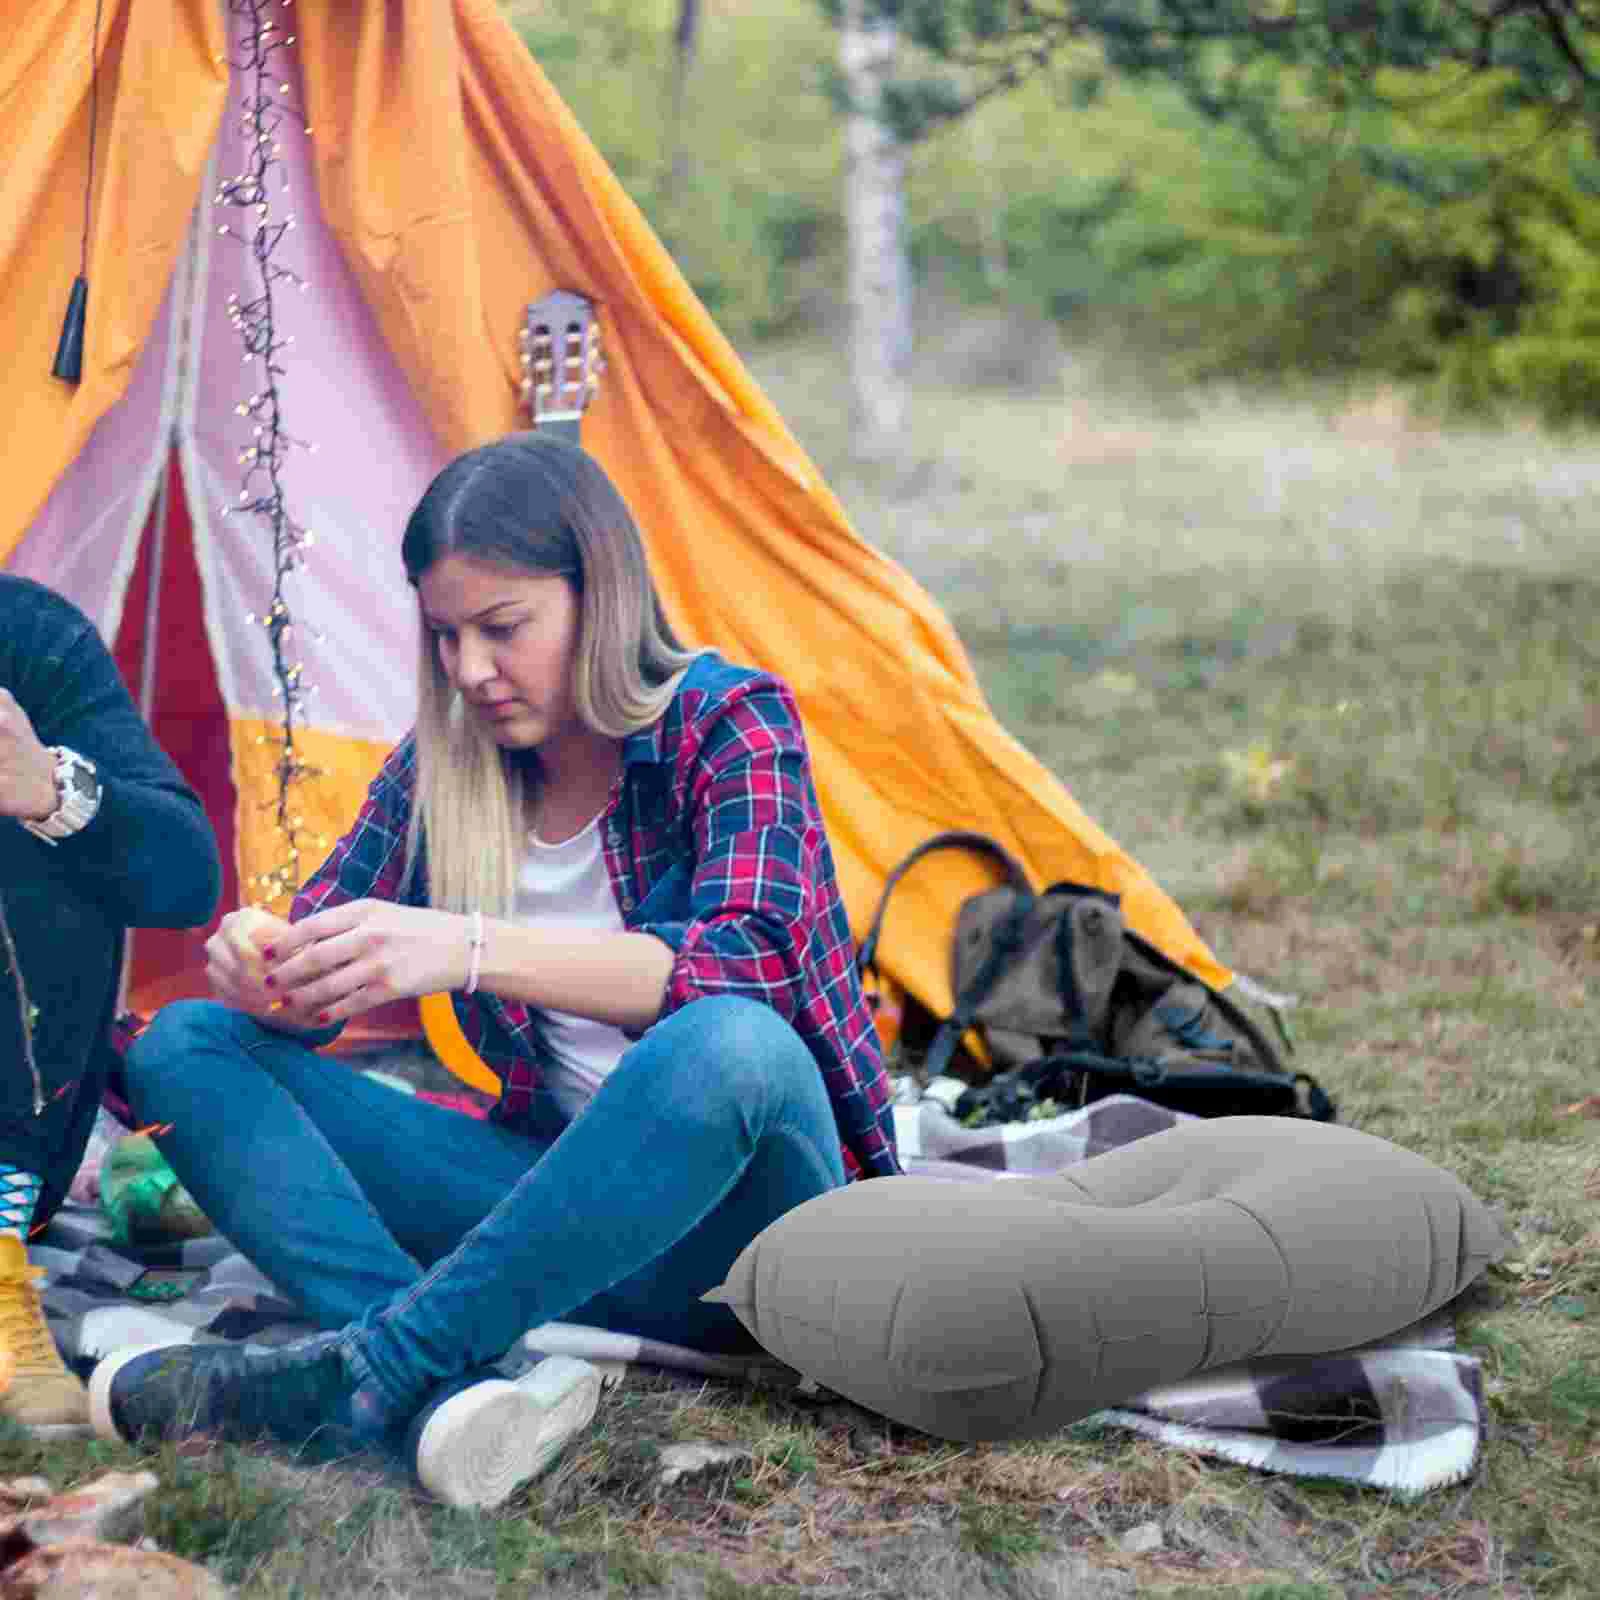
[205,906,295,1022]
[258,900,470,1025]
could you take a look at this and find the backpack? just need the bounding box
[857,830,1334,1126]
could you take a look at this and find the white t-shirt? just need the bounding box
[513,816,630,1122]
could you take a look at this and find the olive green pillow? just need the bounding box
[705,1116,1503,1443]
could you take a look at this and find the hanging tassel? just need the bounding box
[55,0,105,385]
[51,274,89,384]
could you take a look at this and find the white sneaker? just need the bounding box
[410,1355,603,1510]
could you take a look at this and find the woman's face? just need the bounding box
[417,554,585,754]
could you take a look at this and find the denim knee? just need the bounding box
[124,998,250,1095]
[646,995,817,1123]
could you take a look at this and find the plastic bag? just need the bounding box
[98,1133,212,1247]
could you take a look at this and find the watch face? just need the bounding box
[64,757,99,802]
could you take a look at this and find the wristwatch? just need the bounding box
[20,745,101,844]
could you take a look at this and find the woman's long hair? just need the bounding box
[400,433,700,916]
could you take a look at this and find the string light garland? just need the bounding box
[213,0,328,907]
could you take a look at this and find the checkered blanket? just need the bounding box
[37,1087,1488,1498]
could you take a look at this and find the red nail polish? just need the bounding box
[317,1011,330,1024]
[263,946,277,959]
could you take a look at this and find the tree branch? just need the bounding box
[1533,0,1600,83]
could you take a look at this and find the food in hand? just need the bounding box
[228,905,290,964]
[226,906,294,1005]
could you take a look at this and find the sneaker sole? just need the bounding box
[413,1355,602,1511]
[87,1341,190,1444]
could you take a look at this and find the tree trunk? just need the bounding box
[663,0,701,209]
[841,1,911,454]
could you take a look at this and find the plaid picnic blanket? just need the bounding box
[37,1084,1488,1499]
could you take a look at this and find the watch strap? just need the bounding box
[19,746,100,844]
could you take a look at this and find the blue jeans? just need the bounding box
[123,995,846,1419]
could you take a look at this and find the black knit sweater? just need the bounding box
[0,572,220,1208]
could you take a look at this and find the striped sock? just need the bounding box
[0,1165,42,1242]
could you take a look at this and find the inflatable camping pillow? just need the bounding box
[705,1117,1503,1443]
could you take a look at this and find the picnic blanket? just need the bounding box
[36,1083,1488,1499]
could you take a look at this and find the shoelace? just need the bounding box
[0,1268,65,1372]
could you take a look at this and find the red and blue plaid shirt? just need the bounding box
[293,653,900,1180]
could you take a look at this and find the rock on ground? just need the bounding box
[0,1539,230,1599]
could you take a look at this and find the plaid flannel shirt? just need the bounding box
[292,653,900,1180]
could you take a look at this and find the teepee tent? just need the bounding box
[1,0,1229,1061]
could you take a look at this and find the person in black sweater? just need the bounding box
[0,572,220,1433]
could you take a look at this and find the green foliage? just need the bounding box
[956,1499,1053,1563]
[868,4,1600,422]
[914,57,1600,421]
[830,1,1600,139]
[517,1,844,340]
[1548,1360,1600,1426]
[1330,70,1600,422]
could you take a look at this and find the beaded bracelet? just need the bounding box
[465,909,486,996]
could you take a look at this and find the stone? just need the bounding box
[654,1442,754,1488]
[8,1471,159,1548]
[1116,1520,1164,1555]
[0,1540,230,1598]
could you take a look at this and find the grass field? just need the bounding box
[4,335,1596,1597]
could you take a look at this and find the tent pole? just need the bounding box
[117,455,174,1016]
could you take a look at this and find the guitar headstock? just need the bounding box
[519,290,604,444]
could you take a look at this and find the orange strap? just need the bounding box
[417,992,501,1097]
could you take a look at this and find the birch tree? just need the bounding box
[841,0,913,454]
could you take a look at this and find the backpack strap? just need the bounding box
[858,831,1035,1079]
[857,830,1032,982]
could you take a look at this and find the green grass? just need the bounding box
[13,334,1600,1595]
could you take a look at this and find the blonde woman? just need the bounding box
[92,434,899,1509]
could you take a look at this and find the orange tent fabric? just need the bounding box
[1,0,1229,1036]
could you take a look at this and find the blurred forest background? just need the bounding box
[508,0,1600,441]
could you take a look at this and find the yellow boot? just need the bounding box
[0,1233,90,1435]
